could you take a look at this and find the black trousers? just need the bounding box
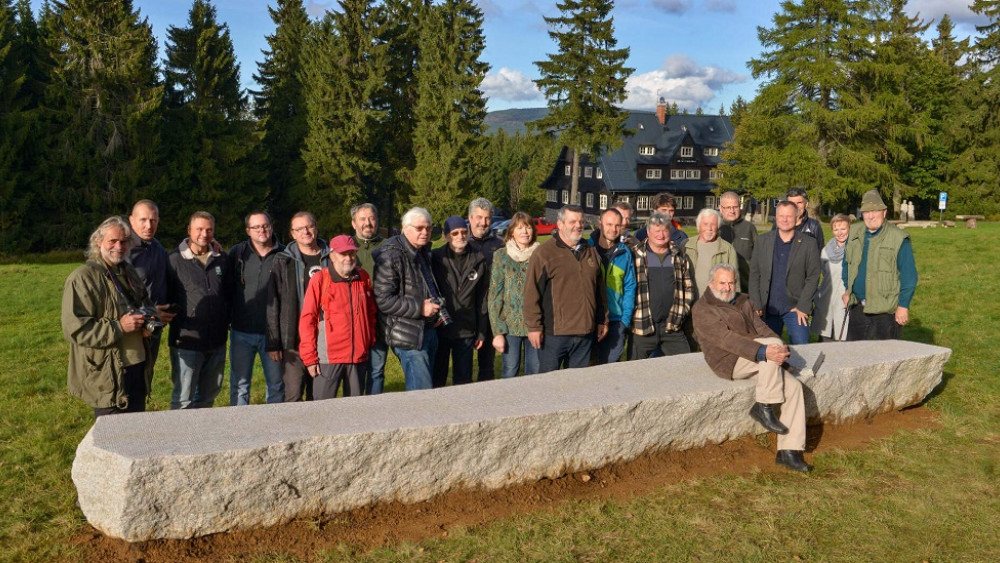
[846,304,902,341]
[93,362,146,418]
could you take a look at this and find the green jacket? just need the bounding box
[844,221,909,314]
[62,261,153,409]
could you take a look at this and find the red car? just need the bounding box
[533,217,557,235]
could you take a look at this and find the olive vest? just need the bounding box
[845,222,908,314]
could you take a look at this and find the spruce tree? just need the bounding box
[47,0,163,245]
[300,0,388,234]
[532,0,632,206]
[0,0,28,252]
[251,0,309,227]
[161,0,256,243]
[405,0,489,220]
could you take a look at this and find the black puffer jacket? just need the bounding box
[372,235,434,350]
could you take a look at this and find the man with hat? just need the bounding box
[431,215,489,386]
[299,235,376,400]
[841,189,918,341]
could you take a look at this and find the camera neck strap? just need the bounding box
[103,263,141,308]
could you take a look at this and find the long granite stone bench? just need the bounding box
[73,340,951,542]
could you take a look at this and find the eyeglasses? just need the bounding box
[409,225,431,232]
[248,225,272,232]
[720,206,740,211]
[449,230,469,238]
[291,225,315,233]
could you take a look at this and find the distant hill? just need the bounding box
[484,107,548,135]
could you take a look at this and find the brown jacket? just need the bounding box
[524,233,608,336]
[692,289,778,379]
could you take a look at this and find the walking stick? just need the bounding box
[838,307,849,341]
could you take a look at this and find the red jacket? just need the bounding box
[299,267,376,366]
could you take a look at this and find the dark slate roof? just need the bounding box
[598,111,734,194]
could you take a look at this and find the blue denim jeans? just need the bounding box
[170,345,226,409]
[596,321,627,364]
[393,327,438,391]
[229,329,284,405]
[500,335,539,378]
[763,310,811,345]
[537,334,592,374]
[365,338,388,395]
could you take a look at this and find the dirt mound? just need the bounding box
[78,406,937,561]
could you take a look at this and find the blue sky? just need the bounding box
[32,0,985,113]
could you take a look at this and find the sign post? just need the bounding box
[938,192,947,225]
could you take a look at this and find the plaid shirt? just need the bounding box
[631,239,694,336]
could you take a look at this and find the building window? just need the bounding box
[599,194,608,209]
[683,196,694,209]
[564,165,571,176]
[546,189,557,203]
[586,193,594,208]
[636,196,652,211]
[639,145,656,156]
[704,147,719,156]
[670,169,683,180]
[645,168,662,179]
[685,170,701,179]
[705,195,717,209]
[584,166,593,178]
[709,169,719,180]
[562,190,569,204]
[617,195,630,204]
[680,146,694,157]
[573,192,580,204]
[596,168,603,179]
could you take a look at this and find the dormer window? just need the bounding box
[704,147,719,156]
[680,146,694,158]
[646,169,662,179]
[639,145,656,156]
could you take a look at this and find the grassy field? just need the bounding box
[1,223,998,561]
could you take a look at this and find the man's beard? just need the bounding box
[102,248,124,265]
[710,286,734,302]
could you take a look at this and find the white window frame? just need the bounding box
[683,196,694,209]
[705,195,717,209]
[670,169,683,180]
[596,168,603,179]
[546,189,557,203]
[616,195,630,204]
[636,195,652,211]
[584,166,593,178]
[564,165,571,176]
[704,147,719,157]
[685,169,701,179]
[561,190,569,204]
[709,169,719,180]
[586,193,594,208]
[599,194,608,210]
[680,146,694,157]
[645,168,662,180]
[639,145,656,156]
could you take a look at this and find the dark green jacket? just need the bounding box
[62,261,153,409]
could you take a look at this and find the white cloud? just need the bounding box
[481,67,543,102]
[906,0,984,27]
[704,0,736,13]
[651,0,692,15]
[623,54,746,111]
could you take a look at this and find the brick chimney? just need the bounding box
[656,96,667,125]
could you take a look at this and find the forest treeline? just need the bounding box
[0,0,555,253]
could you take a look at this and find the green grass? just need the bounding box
[1,223,998,561]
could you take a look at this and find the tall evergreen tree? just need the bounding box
[160,0,256,243]
[0,0,29,252]
[300,0,388,234]
[946,0,1000,216]
[532,0,632,206]
[46,0,163,246]
[720,0,892,212]
[405,0,489,219]
[251,0,309,227]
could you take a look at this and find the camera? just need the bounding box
[430,297,453,326]
[131,306,165,331]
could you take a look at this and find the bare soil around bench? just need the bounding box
[77,406,937,561]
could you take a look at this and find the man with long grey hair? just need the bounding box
[63,216,158,417]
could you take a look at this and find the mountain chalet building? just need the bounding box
[541,103,735,225]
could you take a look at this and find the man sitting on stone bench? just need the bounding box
[692,263,811,472]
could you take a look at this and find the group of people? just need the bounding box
[62,187,917,473]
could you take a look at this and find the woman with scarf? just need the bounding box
[812,213,852,341]
[488,212,542,377]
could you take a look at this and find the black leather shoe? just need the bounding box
[749,402,789,435]
[776,450,813,472]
